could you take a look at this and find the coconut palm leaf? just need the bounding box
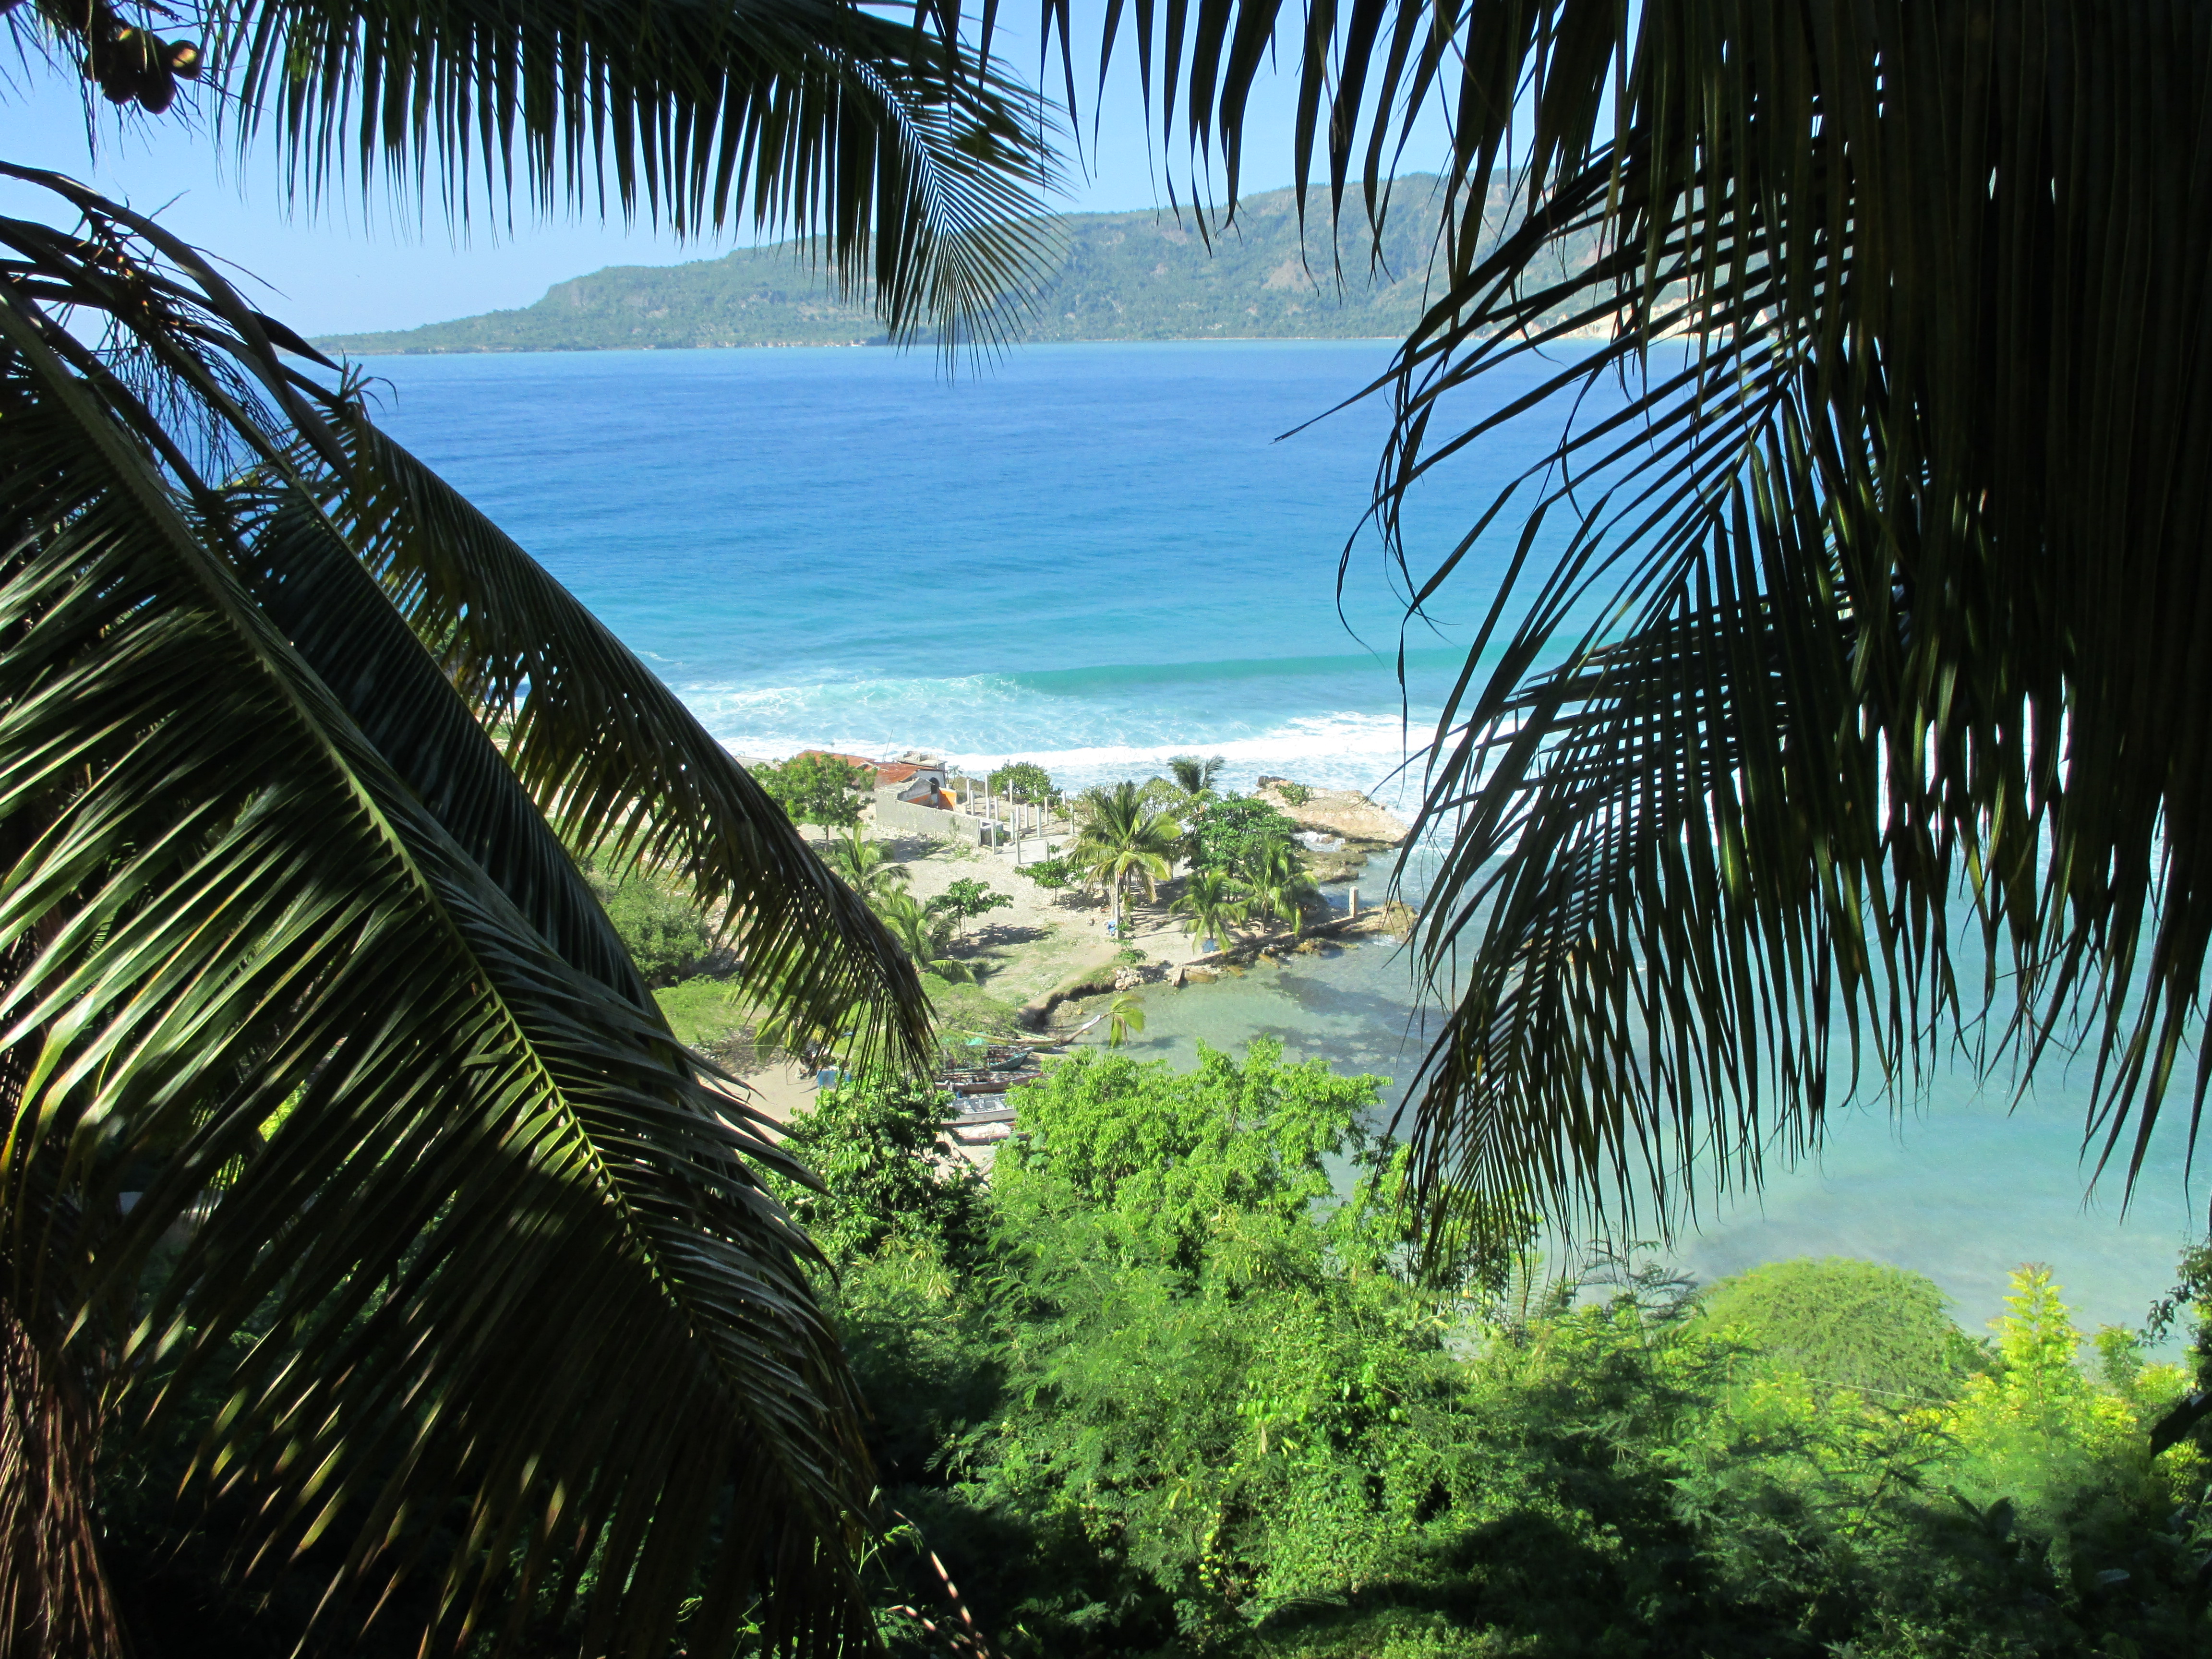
[823,821,913,903]
[1063,0,2212,1250]
[0,258,896,1652]
[0,168,935,1070]
[0,137,1054,1648]
[305,402,938,1069]
[1171,867,1247,947]
[26,0,1059,349]
[1072,781,1179,932]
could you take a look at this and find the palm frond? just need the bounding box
[1068,0,2212,1244]
[0,276,879,1654]
[210,0,1060,347]
[243,487,658,1008]
[310,402,936,1071]
[0,168,932,1073]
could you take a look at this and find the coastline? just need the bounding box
[718,758,1418,1107]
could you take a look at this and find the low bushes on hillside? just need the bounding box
[808,1043,2212,1658]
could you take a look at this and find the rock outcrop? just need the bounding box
[1252,779,1414,849]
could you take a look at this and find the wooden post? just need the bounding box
[1350,885,1359,919]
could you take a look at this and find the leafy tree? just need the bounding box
[989,760,1059,804]
[1057,0,2212,1256]
[1185,794,1300,877]
[1171,868,1249,950]
[1072,781,1182,933]
[760,751,877,839]
[998,1040,1381,1274]
[791,1041,2212,1659]
[586,865,718,985]
[1017,855,1076,891]
[1940,1265,2188,1572]
[1697,1257,1969,1404]
[769,1071,983,1266]
[0,0,1051,1646]
[929,877,1013,939]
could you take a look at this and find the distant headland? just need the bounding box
[311,177,1602,356]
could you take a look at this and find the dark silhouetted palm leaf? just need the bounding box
[0,0,1052,1635]
[1056,0,2212,1259]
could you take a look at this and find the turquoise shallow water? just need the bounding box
[363,342,2205,1342]
[1104,899,2203,1340]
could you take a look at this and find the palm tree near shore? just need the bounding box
[824,821,912,904]
[1066,0,2212,1261]
[1074,781,1182,934]
[1173,869,1249,952]
[0,4,1048,1648]
[1245,843,1319,941]
[1167,754,1226,799]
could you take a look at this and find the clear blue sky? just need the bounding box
[0,11,1452,337]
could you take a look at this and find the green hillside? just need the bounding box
[313,179,1597,354]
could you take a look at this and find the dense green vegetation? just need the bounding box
[990,761,1062,804]
[760,1046,2212,1658]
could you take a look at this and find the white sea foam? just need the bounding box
[710,707,1439,808]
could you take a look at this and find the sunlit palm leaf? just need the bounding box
[1,166,933,1070]
[24,0,1058,348]
[307,407,936,1069]
[0,277,878,1653]
[0,161,1005,1647]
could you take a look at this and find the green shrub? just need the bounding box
[756,750,874,834]
[1695,1256,1967,1402]
[1186,794,1300,875]
[1277,781,1312,806]
[587,866,716,985]
[770,1070,982,1266]
[782,1059,2212,1659]
[988,760,1059,804]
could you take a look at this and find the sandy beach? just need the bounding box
[719,772,1417,1123]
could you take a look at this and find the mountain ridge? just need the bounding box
[314,179,1599,354]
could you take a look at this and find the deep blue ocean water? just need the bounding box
[362,340,1562,811]
[365,342,2205,1339]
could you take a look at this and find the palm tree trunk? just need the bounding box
[0,1299,125,1657]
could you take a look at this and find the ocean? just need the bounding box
[365,341,2206,1340]
[360,340,1551,809]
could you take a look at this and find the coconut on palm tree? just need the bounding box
[1072,781,1182,935]
[1172,868,1249,952]
[0,2,1050,1647]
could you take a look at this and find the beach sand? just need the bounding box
[724,782,1412,1134]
